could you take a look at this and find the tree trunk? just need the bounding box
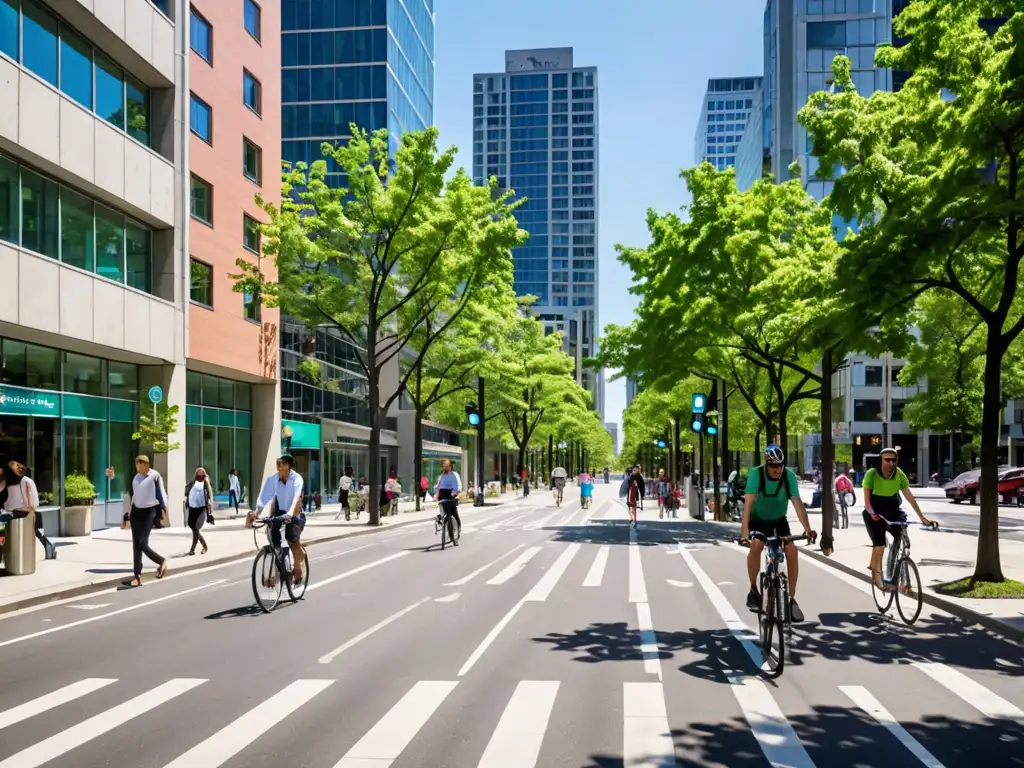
[413,410,424,512]
[755,429,762,460]
[777,401,788,456]
[711,380,720,520]
[367,325,381,527]
[973,329,1005,581]
[722,384,731,483]
[820,349,834,556]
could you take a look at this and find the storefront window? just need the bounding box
[107,361,137,400]
[235,429,251,496]
[1,339,60,390]
[186,371,203,404]
[64,353,103,396]
[64,419,106,502]
[108,421,135,501]
[217,426,233,492]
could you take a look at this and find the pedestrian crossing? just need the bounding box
[1,663,1020,767]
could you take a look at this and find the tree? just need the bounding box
[234,126,524,526]
[133,400,181,454]
[799,4,1024,581]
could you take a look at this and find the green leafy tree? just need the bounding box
[133,400,181,454]
[799,4,1024,580]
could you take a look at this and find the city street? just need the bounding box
[0,484,1021,767]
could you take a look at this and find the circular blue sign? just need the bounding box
[148,386,164,404]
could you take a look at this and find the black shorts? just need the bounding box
[863,506,906,547]
[270,516,305,546]
[748,516,791,539]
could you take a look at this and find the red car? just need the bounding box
[944,466,1023,504]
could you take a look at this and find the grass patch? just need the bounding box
[935,577,1024,599]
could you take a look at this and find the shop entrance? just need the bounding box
[0,415,59,504]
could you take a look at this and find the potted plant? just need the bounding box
[63,472,96,536]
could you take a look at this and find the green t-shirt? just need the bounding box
[745,465,800,521]
[862,467,909,497]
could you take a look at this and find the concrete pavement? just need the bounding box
[0,484,1020,766]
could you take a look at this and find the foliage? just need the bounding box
[133,401,181,453]
[296,359,322,386]
[63,472,96,505]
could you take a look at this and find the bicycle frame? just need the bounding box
[252,518,292,584]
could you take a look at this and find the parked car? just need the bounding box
[996,468,1024,504]
[944,466,1024,504]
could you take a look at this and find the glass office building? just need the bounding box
[281,0,434,185]
[472,48,604,417]
[693,77,762,170]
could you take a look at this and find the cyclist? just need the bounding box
[624,465,645,528]
[654,469,671,519]
[247,454,306,585]
[434,459,462,543]
[741,445,815,622]
[863,447,932,590]
[551,466,567,505]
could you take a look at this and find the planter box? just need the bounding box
[62,505,93,537]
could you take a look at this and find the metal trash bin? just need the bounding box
[2,510,36,575]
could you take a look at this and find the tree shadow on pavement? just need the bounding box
[545,521,732,548]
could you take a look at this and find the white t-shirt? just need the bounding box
[132,470,163,508]
[339,475,353,492]
[188,481,209,509]
[6,476,38,511]
[229,474,241,494]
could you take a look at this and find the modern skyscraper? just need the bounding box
[281,0,435,185]
[735,82,765,191]
[472,48,603,417]
[693,76,762,170]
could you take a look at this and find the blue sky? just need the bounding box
[432,0,767,447]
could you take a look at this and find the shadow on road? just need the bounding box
[203,603,292,619]
[543,520,731,548]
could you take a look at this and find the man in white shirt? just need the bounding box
[247,455,306,584]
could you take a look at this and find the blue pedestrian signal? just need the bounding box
[691,418,703,432]
[692,393,706,413]
[656,439,667,448]
[468,412,480,426]
[707,425,718,436]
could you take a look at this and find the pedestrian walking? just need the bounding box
[185,466,213,556]
[3,460,54,560]
[124,455,168,587]
[228,468,241,516]
[336,465,354,521]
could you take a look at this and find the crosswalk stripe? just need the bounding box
[622,682,675,767]
[524,543,581,602]
[306,551,409,593]
[636,603,662,678]
[487,547,542,585]
[477,681,559,767]
[334,681,458,767]
[162,680,334,767]
[444,545,527,586]
[0,678,206,768]
[525,510,562,530]
[582,546,610,587]
[729,676,815,768]
[911,662,1024,723]
[0,679,117,731]
[628,533,647,603]
[840,686,946,767]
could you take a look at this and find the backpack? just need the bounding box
[757,465,794,499]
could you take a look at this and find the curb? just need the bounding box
[800,546,1024,645]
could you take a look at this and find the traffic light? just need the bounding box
[692,393,707,413]
[691,413,705,433]
[465,402,481,426]
[706,410,718,436]
[656,439,667,449]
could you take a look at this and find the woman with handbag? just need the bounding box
[185,466,213,556]
[124,455,168,587]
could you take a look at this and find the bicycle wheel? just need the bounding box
[287,549,309,601]
[872,575,894,614]
[252,548,283,613]
[894,557,923,625]
[441,515,449,550]
[759,577,785,678]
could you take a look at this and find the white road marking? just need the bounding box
[306,551,409,592]
[622,682,675,767]
[434,592,461,603]
[525,510,562,530]
[65,604,112,611]
[487,547,542,585]
[0,679,117,730]
[912,662,1024,723]
[636,603,662,679]
[728,675,815,768]
[477,681,559,768]
[0,679,206,768]
[666,580,693,588]
[583,546,610,587]
[717,581,735,586]
[629,540,647,603]
[524,544,581,602]
[459,601,525,677]
[162,680,334,767]
[444,544,526,586]
[840,686,946,767]
[312,543,374,563]
[319,598,432,664]
[0,581,227,650]
[334,681,458,767]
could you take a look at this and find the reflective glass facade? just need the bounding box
[693,77,761,171]
[281,0,434,185]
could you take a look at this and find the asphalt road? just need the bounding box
[0,485,1021,767]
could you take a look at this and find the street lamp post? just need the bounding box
[475,376,485,507]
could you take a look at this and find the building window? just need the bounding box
[243,70,261,115]
[807,20,846,48]
[0,0,17,60]
[244,0,261,42]
[60,27,93,110]
[190,258,213,307]
[0,155,17,245]
[864,365,884,387]
[243,138,261,184]
[190,8,212,63]
[22,0,58,87]
[853,399,883,422]
[190,175,212,224]
[190,93,212,143]
[243,289,261,322]
[242,214,260,253]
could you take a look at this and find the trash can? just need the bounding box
[2,510,36,575]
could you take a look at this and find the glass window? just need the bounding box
[190,93,212,143]
[243,289,261,322]
[853,399,882,422]
[60,26,93,109]
[107,361,138,400]
[190,175,212,223]
[242,214,260,252]
[216,376,233,408]
[235,428,251,488]
[807,20,846,48]
[63,352,103,396]
[186,370,202,404]
[186,423,201,481]
[94,205,125,283]
[125,76,150,146]
[22,0,58,87]
[243,138,261,184]
[190,8,212,63]
[60,188,94,272]
[20,170,59,259]
[243,70,261,114]
[108,421,135,502]
[216,427,233,492]
[95,52,125,129]
[64,420,106,503]
[864,365,884,387]
[244,0,261,42]
[190,258,213,307]
[125,222,150,293]
[2,340,60,389]
[0,155,16,245]
[235,382,251,410]
[0,0,17,60]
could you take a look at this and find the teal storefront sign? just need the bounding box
[282,419,321,450]
[0,385,59,417]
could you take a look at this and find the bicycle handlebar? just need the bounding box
[252,514,293,528]
[884,519,940,530]
[738,531,816,546]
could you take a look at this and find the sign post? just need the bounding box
[147,386,163,435]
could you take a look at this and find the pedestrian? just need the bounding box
[185,466,213,556]
[124,455,168,587]
[228,468,241,516]
[4,460,54,560]
[622,465,645,529]
[336,465,354,521]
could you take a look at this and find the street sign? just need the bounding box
[148,386,163,404]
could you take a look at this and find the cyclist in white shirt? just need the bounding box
[247,455,306,584]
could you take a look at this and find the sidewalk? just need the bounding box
[0,492,527,614]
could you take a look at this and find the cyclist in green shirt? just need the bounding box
[741,445,815,622]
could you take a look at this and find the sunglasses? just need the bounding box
[883,458,897,463]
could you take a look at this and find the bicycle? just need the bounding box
[740,531,813,679]
[250,515,309,613]
[434,498,461,549]
[833,490,852,529]
[872,519,937,625]
[553,484,564,507]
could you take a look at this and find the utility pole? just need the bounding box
[475,377,485,507]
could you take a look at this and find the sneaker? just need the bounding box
[746,587,759,612]
[789,598,805,623]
